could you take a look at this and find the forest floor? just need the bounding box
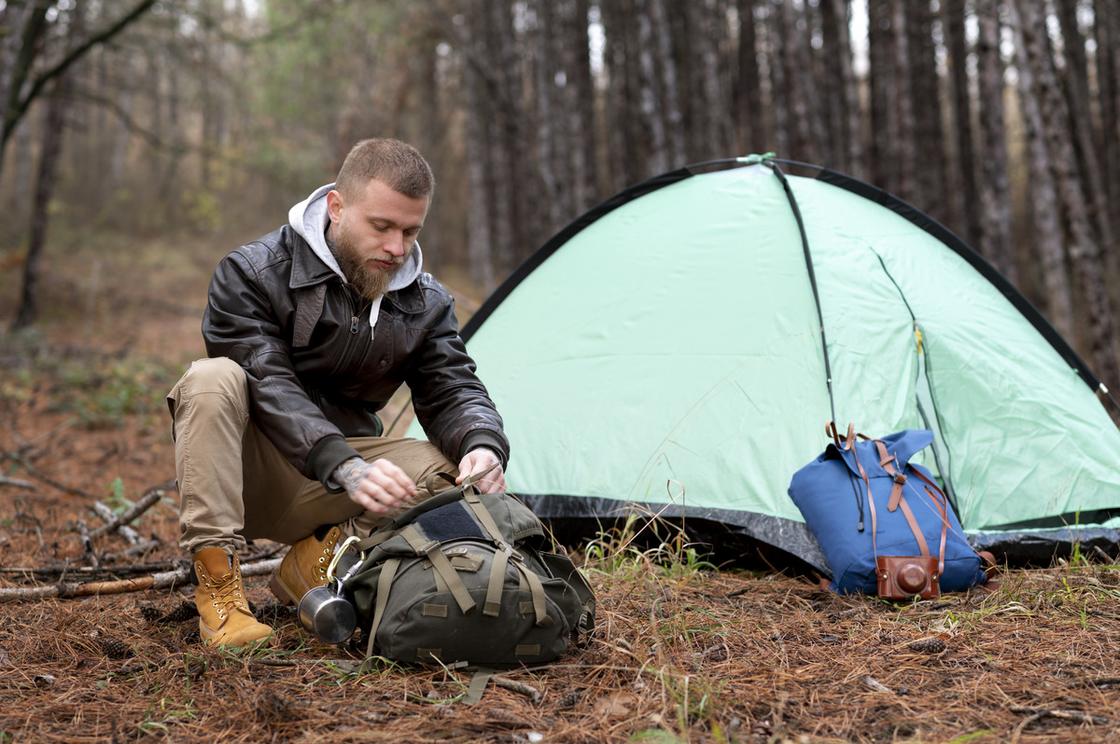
[1,226,1120,743]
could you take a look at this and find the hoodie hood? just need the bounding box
[288,182,424,336]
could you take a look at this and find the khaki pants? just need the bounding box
[167,357,455,554]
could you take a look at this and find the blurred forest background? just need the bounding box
[2,0,1119,384]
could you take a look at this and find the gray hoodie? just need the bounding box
[288,183,423,337]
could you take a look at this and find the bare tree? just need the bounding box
[0,0,158,177]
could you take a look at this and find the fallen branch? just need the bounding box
[1009,707,1108,744]
[4,451,95,499]
[76,519,99,568]
[0,557,282,602]
[99,538,161,562]
[90,479,175,539]
[0,474,35,490]
[492,676,542,703]
[90,501,143,546]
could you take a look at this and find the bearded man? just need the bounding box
[166,139,508,646]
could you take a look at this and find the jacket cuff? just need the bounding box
[460,431,509,468]
[308,434,362,491]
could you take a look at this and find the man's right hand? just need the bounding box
[333,457,418,515]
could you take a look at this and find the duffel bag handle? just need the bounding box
[381,464,502,531]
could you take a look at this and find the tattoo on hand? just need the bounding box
[335,457,371,495]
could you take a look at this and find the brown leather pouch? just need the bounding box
[876,555,940,600]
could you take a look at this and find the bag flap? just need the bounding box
[824,429,933,480]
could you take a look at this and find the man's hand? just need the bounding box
[456,447,506,494]
[334,457,418,515]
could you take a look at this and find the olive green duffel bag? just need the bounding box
[339,472,595,668]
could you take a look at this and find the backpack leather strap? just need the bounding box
[873,440,907,513]
[366,557,401,658]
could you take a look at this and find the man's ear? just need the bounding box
[326,189,344,224]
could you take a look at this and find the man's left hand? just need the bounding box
[456,447,506,493]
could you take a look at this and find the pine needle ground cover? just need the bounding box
[2,238,1119,743]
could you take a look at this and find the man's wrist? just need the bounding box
[332,457,368,494]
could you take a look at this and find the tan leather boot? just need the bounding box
[269,526,342,606]
[193,547,273,647]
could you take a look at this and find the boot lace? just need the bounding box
[205,572,247,622]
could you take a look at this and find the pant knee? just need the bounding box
[181,357,247,399]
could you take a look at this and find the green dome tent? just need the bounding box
[408,157,1120,567]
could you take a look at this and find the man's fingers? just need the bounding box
[371,459,417,497]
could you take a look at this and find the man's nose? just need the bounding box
[385,231,406,257]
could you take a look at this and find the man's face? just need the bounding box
[326,178,429,301]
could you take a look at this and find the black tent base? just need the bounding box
[520,494,1120,574]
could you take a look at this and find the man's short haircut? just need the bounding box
[336,138,435,200]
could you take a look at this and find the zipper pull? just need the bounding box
[350,316,359,335]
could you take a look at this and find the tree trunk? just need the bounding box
[0,1,50,177]
[462,2,494,289]
[941,0,981,246]
[868,0,898,189]
[1006,1,1074,339]
[820,0,861,175]
[974,0,1014,281]
[567,0,599,212]
[1014,0,1118,385]
[904,0,945,220]
[1054,0,1113,254]
[735,0,767,152]
[12,76,68,330]
[635,0,669,175]
[1094,0,1120,247]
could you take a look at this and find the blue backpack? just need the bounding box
[788,423,988,596]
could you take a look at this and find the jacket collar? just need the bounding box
[286,226,338,290]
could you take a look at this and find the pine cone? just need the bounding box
[159,601,199,624]
[139,605,162,623]
[100,638,134,660]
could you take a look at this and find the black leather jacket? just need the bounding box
[202,225,509,488]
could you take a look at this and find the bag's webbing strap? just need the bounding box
[401,524,476,615]
[462,669,494,706]
[484,547,511,617]
[826,421,855,451]
[514,562,548,625]
[463,492,508,546]
[365,557,401,658]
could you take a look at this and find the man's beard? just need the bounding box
[329,226,400,301]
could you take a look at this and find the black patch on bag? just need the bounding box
[416,501,485,542]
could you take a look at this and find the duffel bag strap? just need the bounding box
[463,491,508,546]
[401,524,476,615]
[514,561,549,626]
[484,547,512,617]
[365,557,401,658]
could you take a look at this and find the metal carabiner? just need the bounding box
[325,535,364,583]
